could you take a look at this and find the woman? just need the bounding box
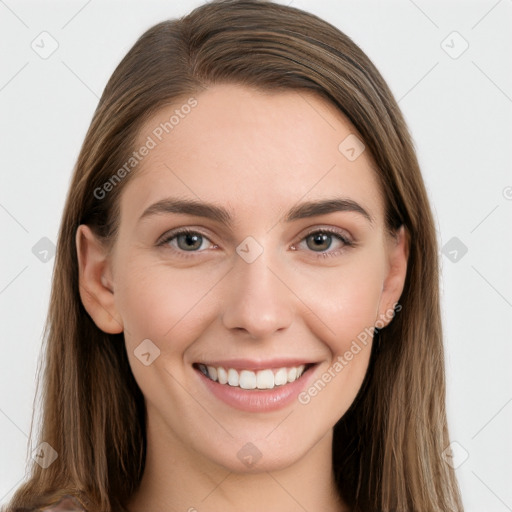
[3,0,464,511]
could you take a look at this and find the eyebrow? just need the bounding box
[138,197,373,225]
[285,198,372,223]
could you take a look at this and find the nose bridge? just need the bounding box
[221,243,293,338]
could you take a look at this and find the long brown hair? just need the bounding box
[4,1,463,510]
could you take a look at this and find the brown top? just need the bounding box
[40,496,85,512]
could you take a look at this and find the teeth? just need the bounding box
[239,370,257,390]
[274,368,288,386]
[207,366,217,381]
[217,367,228,384]
[227,368,239,387]
[256,369,274,389]
[198,364,307,389]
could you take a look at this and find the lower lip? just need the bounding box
[195,365,317,412]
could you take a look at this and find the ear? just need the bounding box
[76,224,123,334]
[376,225,409,328]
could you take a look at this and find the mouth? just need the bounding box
[193,362,315,390]
[193,360,318,412]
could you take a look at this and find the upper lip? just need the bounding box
[194,358,318,371]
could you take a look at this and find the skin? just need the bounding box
[76,84,408,512]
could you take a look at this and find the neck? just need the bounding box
[125,410,348,512]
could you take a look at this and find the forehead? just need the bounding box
[120,84,384,228]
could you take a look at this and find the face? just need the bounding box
[78,83,407,474]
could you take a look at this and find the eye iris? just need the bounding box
[307,233,332,251]
[177,233,202,251]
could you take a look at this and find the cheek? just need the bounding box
[288,253,384,414]
[291,262,383,422]
[114,244,386,359]
[291,252,385,354]
[113,256,225,349]
[112,257,227,410]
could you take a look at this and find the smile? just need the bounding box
[196,363,309,390]
[193,360,317,412]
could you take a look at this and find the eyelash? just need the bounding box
[292,227,354,258]
[157,227,354,260]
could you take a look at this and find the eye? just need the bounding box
[158,228,217,253]
[293,228,354,258]
[306,232,335,251]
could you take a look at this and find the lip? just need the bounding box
[194,361,318,412]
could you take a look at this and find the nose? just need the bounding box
[220,250,294,340]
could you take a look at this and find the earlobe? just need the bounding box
[376,225,409,328]
[76,224,123,334]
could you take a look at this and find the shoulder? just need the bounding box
[40,496,85,512]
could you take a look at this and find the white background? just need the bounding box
[1,0,511,510]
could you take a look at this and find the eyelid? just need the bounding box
[157,227,216,247]
[292,225,354,246]
[156,229,218,262]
